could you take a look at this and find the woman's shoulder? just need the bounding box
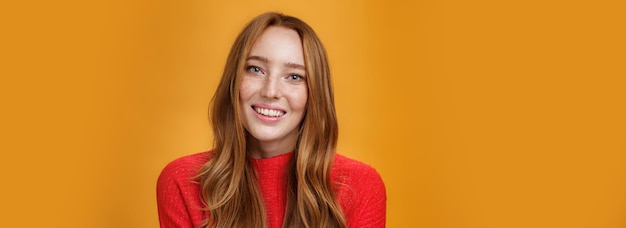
[158,151,213,184]
[331,153,385,189]
[331,153,387,225]
[332,154,381,177]
[157,152,213,227]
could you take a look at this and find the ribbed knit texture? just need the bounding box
[157,152,386,228]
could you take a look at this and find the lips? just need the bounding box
[253,106,286,117]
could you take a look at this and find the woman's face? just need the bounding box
[239,26,308,155]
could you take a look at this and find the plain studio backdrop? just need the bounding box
[1,0,624,227]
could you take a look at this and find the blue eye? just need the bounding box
[247,66,262,74]
[288,75,304,81]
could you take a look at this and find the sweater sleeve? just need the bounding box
[156,155,206,228]
[349,166,387,228]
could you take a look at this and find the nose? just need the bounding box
[260,75,281,99]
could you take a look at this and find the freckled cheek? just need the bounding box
[238,80,257,102]
[289,89,308,112]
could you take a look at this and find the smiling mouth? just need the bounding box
[253,106,285,117]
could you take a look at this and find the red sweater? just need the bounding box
[157,152,386,228]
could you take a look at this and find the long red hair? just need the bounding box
[196,12,345,228]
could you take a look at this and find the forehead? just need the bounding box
[248,26,304,65]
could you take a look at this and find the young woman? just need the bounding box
[157,12,386,228]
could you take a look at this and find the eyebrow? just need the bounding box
[247,55,305,70]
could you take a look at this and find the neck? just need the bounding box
[247,134,297,159]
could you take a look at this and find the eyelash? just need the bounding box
[247,66,263,74]
[246,65,305,81]
[288,74,304,81]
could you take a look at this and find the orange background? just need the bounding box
[1,0,625,227]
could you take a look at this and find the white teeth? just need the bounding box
[255,107,285,117]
